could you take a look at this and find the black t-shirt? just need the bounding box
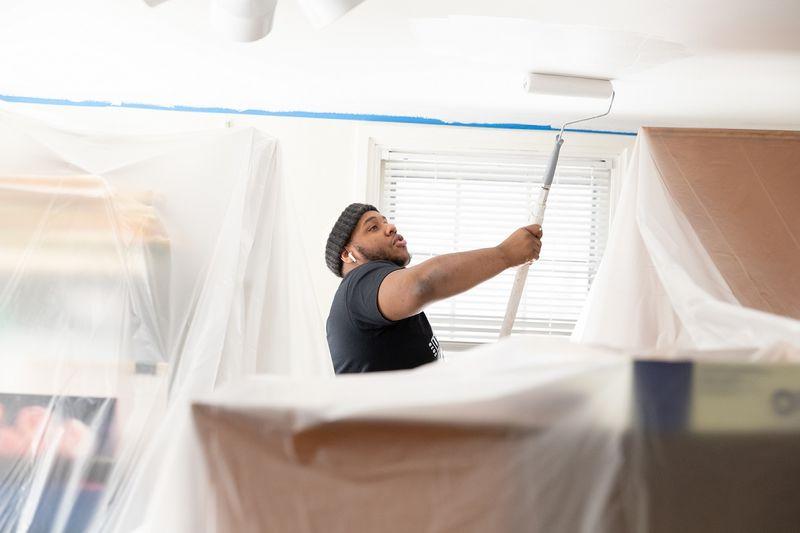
[326,260,441,374]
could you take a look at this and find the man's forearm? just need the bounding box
[410,247,512,307]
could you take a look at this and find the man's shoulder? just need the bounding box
[332,261,401,306]
[330,260,403,330]
[342,260,402,285]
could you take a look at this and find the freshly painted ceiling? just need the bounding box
[0,0,798,131]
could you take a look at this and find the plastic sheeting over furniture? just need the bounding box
[170,126,799,533]
[0,109,328,532]
[573,127,800,353]
[188,337,800,533]
[2,109,800,533]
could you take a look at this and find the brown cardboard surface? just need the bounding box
[192,404,538,533]
[644,128,800,319]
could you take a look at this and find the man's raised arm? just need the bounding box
[377,224,543,321]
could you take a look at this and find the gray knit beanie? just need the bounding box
[325,203,378,277]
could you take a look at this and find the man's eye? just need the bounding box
[369,226,378,232]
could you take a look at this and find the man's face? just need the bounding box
[348,210,411,267]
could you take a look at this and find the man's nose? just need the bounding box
[386,223,397,235]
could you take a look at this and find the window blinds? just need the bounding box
[380,149,612,343]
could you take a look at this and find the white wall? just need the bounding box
[0,102,635,332]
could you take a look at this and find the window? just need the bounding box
[378,148,612,344]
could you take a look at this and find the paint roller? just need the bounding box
[498,73,615,338]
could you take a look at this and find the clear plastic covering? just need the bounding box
[1,113,799,533]
[169,127,800,533]
[192,338,633,533]
[573,128,800,354]
[183,337,800,533]
[0,109,301,532]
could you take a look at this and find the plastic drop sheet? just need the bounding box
[191,338,632,533]
[187,337,800,533]
[3,108,799,533]
[134,126,800,533]
[0,108,319,532]
[167,125,800,533]
[573,127,800,355]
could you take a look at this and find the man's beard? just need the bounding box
[355,244,410,268]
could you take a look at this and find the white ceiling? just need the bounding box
[1,0,798,131]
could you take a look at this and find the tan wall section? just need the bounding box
[645,128,800,319]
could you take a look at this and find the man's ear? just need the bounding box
[340,248,357,264]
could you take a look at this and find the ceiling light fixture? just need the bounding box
[144,0,368,42]
[211,0,278,42]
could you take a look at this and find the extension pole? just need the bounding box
[498,134,563,338]
[498,83,614,339]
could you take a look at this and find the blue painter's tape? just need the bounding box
[0,93,638,137]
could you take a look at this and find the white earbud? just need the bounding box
[347,251,357,263]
